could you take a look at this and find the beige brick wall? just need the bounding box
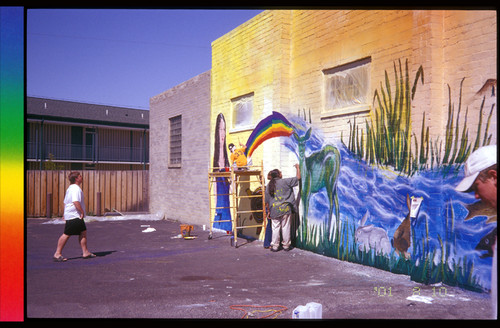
[147,10,496,226]
[441,10,497,144]
[212,10,496,174]
[149,71,211,225]
[211,11,294,172]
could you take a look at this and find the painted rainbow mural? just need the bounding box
[244,111,295,158]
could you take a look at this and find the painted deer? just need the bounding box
[293,128,341,238]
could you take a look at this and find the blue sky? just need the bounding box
[27,9,263,109]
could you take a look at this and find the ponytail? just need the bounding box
[267,169,280,197]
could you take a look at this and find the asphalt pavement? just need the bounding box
[26,217,496,321]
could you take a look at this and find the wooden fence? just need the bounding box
[26,170,149,218]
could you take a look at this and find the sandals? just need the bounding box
[53,256,67,262]
[53,253,96,261]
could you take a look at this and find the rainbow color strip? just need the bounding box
[245,111,295,158]
[0,7,24,322]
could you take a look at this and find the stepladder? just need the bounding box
[208,164,267,247]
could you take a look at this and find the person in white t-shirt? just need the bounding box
[53,171,95,262]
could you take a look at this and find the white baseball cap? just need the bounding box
[455,144,497,192]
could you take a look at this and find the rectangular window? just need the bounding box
[169,115,182,166]
[231,93,254,130]
[323,57,371,117]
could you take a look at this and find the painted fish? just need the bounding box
[475,227,497,258]
[463,200,497,223]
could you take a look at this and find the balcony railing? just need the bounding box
[27,142,149,163]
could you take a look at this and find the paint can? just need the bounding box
[307,302,322,318]
[180,224,193,237]
[292,305,309,319]
[292,302,322,319]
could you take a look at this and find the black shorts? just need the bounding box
[64,218,87,236]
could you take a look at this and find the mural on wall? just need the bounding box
[279,59,496,293]
[211,111,296,234]
[210,59,496,293]
[244,111,295,159]
[212,113,232,232]
[292,127,341,246]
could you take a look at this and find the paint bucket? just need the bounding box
[307,302,322,318]
[292,302,322,319]
[292,305,309,319]
[180,224,193,237]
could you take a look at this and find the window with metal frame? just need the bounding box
[231,93,254,130]
[323,57,371,117]
[169,115,182,166]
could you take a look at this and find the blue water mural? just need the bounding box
[284,116,495,292]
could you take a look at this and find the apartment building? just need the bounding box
[26,96,149,170]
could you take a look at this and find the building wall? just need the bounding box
[211,10,295,172]
[149,71,211,225]
[289,10,420,141]
[441,10,497,141]
[286,10,497,145]
[212,10,496,172]
[210,10,497,293]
